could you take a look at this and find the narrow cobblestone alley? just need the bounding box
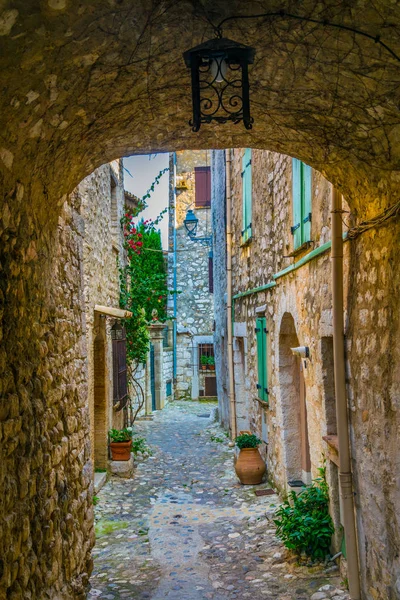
[90,402,350,600]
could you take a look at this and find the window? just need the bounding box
[208,253,214,293]
[255,317,268,402]
[241,148,252,243]
[195,166,211,207]
[112,325,128,410]
[291,158,312,249]
[198,343,214,370]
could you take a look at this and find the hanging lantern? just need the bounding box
[183,209,199,237]
[183,37,255,132]
[111,321,124,340]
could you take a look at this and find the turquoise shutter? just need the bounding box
[256,317,268,401]
[256,318,263,400]
[242,148,252,242]
[261,317,268,401]
[292,158,302,249]
[302,163,312,243]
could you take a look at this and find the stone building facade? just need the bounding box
[74,160,127,472]
[212,148,400,600]
[168,151,216,400]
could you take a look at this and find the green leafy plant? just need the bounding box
[207,356,215,366]
[235,433,262,449]
[93,495,100,506]
[109,428,132,443]
[131,436,152,456]
[119,168,169,366]
[273,465,334,561]
[210,434,225,443]
[200,355,209,366]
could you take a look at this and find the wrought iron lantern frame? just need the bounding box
[183,37,255,132]
[183,208,212,247]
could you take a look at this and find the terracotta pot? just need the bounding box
[209,365,215,371]
[201,365,207,370]
[110,441,132,461]
[235,448,266,485]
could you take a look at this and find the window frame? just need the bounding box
[291,158,312,250]
[241,148,252,244]
[198,343,214,370]
[255,317,269,402]
[194,166,211,208]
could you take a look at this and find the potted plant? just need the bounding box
[234,433,266,485]
[208,356,215,370]
[109,428,132,461]
[200,355,208,370]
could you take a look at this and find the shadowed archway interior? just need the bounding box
[1,0,400,208]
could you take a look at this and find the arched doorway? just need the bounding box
[279,313,311,487]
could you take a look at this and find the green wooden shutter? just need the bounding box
[256,317,268,401]
[242,148,252,242]
[302,163,312,243]
[292,158,302,249]
[261,318,268,401]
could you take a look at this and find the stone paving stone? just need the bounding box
[89,401,350,600]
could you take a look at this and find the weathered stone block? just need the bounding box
[109,456,135,478]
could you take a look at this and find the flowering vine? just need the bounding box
[119,168,169,364]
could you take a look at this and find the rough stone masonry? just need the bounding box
[0,1,400,599]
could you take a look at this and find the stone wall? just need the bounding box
[0,157,129,598]
[211,151,229,423]
[76,159,126,470]
[169,150,215,400]
[212,148,400,600]
[0,188,93,599]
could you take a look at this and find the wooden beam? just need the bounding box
[94,305,132,319]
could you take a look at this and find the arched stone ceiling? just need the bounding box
[1,0,400,211]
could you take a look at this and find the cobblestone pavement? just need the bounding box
[90,401,350,600]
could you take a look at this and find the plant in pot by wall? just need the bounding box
[109,428,133,461]
[234,433,266,485]
[200,355,208,370]
[208,356,215,370]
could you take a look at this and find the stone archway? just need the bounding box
[279,312,311,486]
[0,3,400,598]
[1,1,400,208]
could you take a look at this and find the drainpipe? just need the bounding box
[172,153,178,381]
[226,150,237,439]
[331,187,360,599]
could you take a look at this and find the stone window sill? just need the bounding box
[253,396,269,409]
[286,240,312,258]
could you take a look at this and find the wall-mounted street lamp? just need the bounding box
[183,209,199,238]
[111,320,124,340]
[183,37,255,132]
[183,209,212,247]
